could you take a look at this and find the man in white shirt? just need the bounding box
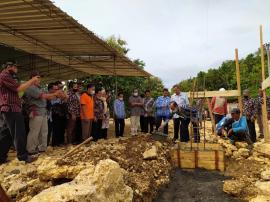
[171,85,190,142]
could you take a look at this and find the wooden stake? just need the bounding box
[260,25,270,142]
[235,48,242,113]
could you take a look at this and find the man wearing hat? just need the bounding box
[242,89,257,142]
[216,108,250,144]
[24,71,62,154]
[0,61,39,163]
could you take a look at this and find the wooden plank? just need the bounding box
[174,142,223,150]
[260,25,270,142]
[262,77,270,90]
[170,149,225,171]
[187,90,240,98]
[235,48,243,113]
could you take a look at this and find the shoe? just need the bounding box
[23,156,37,164]
[28,151,39,155]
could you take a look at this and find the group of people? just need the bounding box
[213,88,270,144]
[0,61,268,164]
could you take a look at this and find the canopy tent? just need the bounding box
[0,0,151,82]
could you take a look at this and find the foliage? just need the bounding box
[178,50,270,98]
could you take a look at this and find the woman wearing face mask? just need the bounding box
[66,82,81,144]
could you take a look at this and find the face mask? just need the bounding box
[134,93,138,96]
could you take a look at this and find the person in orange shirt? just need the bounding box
[211,88,228,124]
[80,83,95,140]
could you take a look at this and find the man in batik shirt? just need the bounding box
[242,89,257,142]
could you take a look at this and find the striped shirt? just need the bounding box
[0,71,21,112]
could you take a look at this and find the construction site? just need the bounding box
[1,0,270,202]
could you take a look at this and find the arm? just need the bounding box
[233,117,248,133]
[114,101,119,118]
[185,93,190,106]
[210,97,215,111]
[81,104,87,118]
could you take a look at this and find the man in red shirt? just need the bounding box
[0,61,39,164]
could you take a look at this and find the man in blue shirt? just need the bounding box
[216,108,251,144]
[114,92,126,137]
[155,88,171,135]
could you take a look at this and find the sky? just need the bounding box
[53,0,270,87]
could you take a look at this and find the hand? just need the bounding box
[71,114,76,120]
[251,116,255,122]
[221,129,227,135]
[31,76,40,84]
[228,129,233,136]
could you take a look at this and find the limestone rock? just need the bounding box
[254,142,270,158]
[255,181,270,196]
[235,142,248,149]
[37,157,90,181]
[30,159,133,202]
[261,169,270,181]
[232,148,250,159]
[250,195,270,202]
[223,180,245,196]
[143,146,158,160]
[7,179,28,197]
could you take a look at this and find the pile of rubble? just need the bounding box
[219,137,270,201]
[0,135,173,202]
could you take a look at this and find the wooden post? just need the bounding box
[260,25,270,142]
[235,49,242,113]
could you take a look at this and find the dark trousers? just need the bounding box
[247,119,256,143]
[156,116,169,135]
[92,119,103,141]
[0,112,28,161]
[192,122,200,143]
[74,117,82,144]
[115,118,125,137]
[47,120,53,146]
[144,116,154,133]
[140,115,145,132]
[214,114,225,125]
[52,114,66,146]
[101,128,108,139]
[180,118,190,142]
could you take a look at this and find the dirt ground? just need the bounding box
[154,169,242,202]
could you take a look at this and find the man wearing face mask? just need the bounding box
[114,92,126,137]
[129,89,144,136]
[0,61,39,164]
[242,89,257,142]
[80,83,95,140]
[24,71,61,154]
[66,81,81,144]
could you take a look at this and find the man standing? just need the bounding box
[143,90,155,134]
[0,61,39,163]
[129,89,144,136]
[155,88,171,135]
[211,88,228,124]
[242,89,257,143]
[67,82,81,144]
[80,83,95,140]
[92,88,105,141]
[171,85,189,141]
[114,92,126,137]
[24,71,60,154]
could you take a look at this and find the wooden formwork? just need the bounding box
[170,142,225,172]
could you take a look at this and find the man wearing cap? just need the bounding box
[242,89,257,142]
[216,108,250,144]
[24,71,61,154]
[211,88,228,124]
[0,61,39,163]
